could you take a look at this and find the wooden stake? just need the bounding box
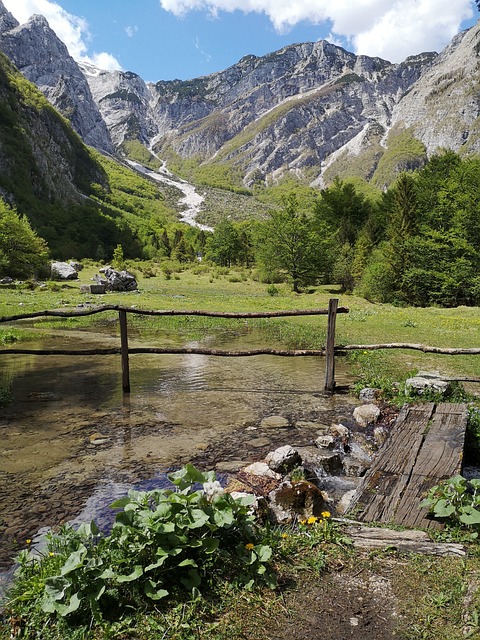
[119,309,130,393]
[324,298,338,393]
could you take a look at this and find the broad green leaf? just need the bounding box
[44,576,69,601]
[116,565,143,583]
[181,568,201,590]
[60,546,87,575]
[145,555,169,572]
[110,496,131,509]
[255,545,272,563]
[200,538,219,554]
[188,509,210,529]
[433,499,456,518]
[178,558,198,568]
[56,592,82,617]
[213,509,235,527]
[459,506,480,526]
[144,580,169,601]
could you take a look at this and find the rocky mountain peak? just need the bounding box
[0,7,113,153]
[0,0,18,33]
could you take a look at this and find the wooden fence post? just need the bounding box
[119,309,130,393]
[324,298,338,393]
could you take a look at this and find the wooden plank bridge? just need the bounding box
[348,403,469,529]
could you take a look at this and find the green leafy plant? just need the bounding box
[420,475,480,534]
[6,464,274,631]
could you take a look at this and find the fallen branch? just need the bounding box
[0,347,327,357]
[345,525,466,557]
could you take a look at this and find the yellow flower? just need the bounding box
[49,552,55,557]
[281,533,288,539]
[321,511,331,519]
[26,539,32,545]
[307,516,318,525]
[245,543,254,551]
[299,519,307,525]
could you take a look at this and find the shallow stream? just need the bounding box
[0,325,358,574]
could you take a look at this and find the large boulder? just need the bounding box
[51,261,78,280]
[94,267,137,292]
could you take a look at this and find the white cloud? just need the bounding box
[125,25,138,38]
[3,0,122,70]
[159,0,475,61]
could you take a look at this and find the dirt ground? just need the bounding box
[262,564,399,640]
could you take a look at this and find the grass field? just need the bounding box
[1,262,479,391]
[1,263,480,639]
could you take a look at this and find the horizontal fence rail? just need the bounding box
[1,300,479,392]
[0,301,349,393]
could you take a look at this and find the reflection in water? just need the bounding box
[0,328,357,573]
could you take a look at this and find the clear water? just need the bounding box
[0,326,357,573]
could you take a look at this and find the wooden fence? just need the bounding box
[1,298,479,393]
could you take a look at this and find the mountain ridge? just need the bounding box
[0,0,479,189]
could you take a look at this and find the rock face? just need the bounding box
[390,24,480,156]
[0,3,113,152]
[1,0,479,187]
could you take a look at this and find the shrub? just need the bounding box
[6,465,274,630]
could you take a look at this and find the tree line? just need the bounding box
[1,149,479,307]
[202,150,480,306]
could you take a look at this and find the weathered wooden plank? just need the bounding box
[348,403,468,529]
[348,404,435,522]
[392,403,468,528]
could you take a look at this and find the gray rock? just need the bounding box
[315,434,336,449]
[69,261,83,272]
[242,462,282,480]
[260,415,290,429]
[248,437,272,448]
[265,445,301,473]
[342,456,369,477]
[405,371,452,396]
[296,421,331,434]
[359,388,380,403]
[296,446,343,477]
[373,426,389,448]
[353,403,381,427]
[94,268,137,292]
[215,460,247,473]
[0,276,14,284]
[336,489,357,515]
[51,261,78,280]
[80,284,106,294]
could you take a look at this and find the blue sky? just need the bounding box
[3,1,479,82]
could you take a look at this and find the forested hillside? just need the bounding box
[0,51,179,262]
